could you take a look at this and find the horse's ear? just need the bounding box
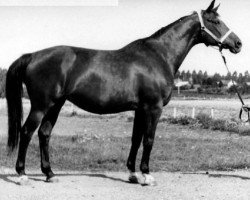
[206,0,216,12]
[213,4,220,12]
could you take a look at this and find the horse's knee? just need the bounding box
[38,121,52,140]
[143,137,154,147]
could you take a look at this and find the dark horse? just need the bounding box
[6,0,241,185]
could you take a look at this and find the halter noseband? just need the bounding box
[196,10,232,46]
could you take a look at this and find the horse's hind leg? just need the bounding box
[16,109,44,177]
[37,99,65,182]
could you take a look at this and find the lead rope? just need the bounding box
[219,49,250,122]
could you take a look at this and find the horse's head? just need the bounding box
[197,0,242,53]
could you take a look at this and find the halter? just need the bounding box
[196,10,232,46]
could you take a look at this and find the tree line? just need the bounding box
[175,69,250,85]
[175,69,250,94]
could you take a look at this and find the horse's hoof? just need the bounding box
[18,175,30,185]
[141,174,157,186]
[46,176,59,183]
[128,172,139,184]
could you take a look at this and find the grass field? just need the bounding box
[1,98,250,173]
[1,120,250,172]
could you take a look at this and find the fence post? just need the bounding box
[71,103,75,114]
[192,107,195,119]
[173,107,177,118]
[211,108,214,119]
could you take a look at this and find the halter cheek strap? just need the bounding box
[196,10,232,44]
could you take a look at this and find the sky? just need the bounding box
[0,0,249,75]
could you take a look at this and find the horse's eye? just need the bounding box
[207,19,214,23]
[207,19,220,25]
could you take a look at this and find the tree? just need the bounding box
[203,71,208,79]
[213,73,221,83]
[192,70,198,84]
[186,70,191,80]
[175,70,180,79]
[206,77,213,86]
[181,70,186,81]
[197,70,203,85]
[232,71,238,82]
[225,72,231,80]
[244,70,250,82]
[238,73,243,84]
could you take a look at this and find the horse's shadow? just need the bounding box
[182,172,250,180]
[2,171,250,186]
[0,172,130,185]
[0,173,20,185]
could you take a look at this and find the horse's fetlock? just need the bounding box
[140,163,149,174]
[16,164,25,175]
[127,160,135,172]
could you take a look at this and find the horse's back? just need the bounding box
[23,45,138,110]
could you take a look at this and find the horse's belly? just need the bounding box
[67,89,138,114]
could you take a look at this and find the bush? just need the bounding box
[210,119,226,131]
[167,116,194,125]
[196,113,212,129]
[165,113,246,134]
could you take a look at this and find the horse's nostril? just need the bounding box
[236,40,242,48]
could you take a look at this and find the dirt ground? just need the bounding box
[1,168,250,200]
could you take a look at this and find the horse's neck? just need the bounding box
[147,13,200,75]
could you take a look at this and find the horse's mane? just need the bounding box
[149,14,192,39]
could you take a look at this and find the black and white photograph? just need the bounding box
[0,0,250,199]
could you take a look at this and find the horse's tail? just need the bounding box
[6,54,32,153]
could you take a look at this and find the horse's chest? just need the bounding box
[161,85,173,106]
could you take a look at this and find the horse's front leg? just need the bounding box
[127,109,145,183]
[140,104,162,186]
